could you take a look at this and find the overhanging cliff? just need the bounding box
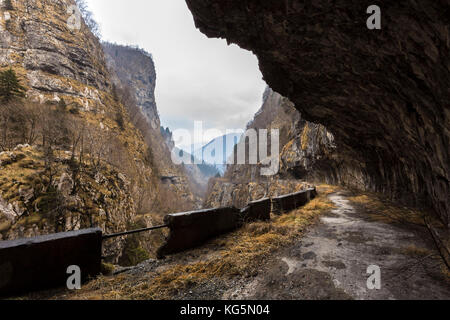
[186,0,450,226]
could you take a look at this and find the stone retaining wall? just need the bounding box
[272,188,317,214]
[0,189,317,296]
[0,228,102,297]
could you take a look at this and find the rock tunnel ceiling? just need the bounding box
[185,0,450,226]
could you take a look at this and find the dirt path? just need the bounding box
[224,191,450,300]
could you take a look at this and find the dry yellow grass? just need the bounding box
[402,245,432,257]
[347,191,450,279]
[347,193,425,226]
[301,123,310,150]
[316,183,339,196]
[59,185,337,300]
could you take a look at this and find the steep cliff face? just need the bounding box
[186,0,450,226]
[103,44,159,130]
[0,0,194,263]
[0,0,142,261]
[1,0,110,101]
[103,43,198,211]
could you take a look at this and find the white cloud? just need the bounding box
[86,0,266,145]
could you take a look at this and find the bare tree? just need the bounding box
[74,0,101,38]
[0,101,39,151]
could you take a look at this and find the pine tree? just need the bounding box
[58,98,67,110]
[4,0,13,10]
[0,68,26,102]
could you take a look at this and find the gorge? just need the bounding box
[0,0,449,301]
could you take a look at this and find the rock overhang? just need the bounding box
[185,0,450,226]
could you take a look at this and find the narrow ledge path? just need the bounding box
[224,191,450,300]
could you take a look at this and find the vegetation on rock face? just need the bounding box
[0,92,160,261]
[3,0,13,10]
[0,0,198,264]
[300,123,310,151]
[0,69,26,102]
[118,220,151,267]
[0,98,137,257]
[100,262,115,276]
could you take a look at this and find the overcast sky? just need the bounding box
[85,0,267,146]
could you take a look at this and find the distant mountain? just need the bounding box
[161,127,221,198]
[173,146,220,177]
[181,133,242,174]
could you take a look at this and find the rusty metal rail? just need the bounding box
[102,224,168,240]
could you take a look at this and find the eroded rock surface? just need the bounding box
[1,0,110,102]
[103,44,159,130]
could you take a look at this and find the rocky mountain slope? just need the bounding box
[0,0,195,263]
[103,44,159,130]
[160,125,221,200]
[102,43,197,211]
[187,0,450,227]
[205,88,332,208]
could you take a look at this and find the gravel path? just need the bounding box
[223,192,450,300]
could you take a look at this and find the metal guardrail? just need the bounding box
[102,224,168,240]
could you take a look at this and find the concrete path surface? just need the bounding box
[224,192,450,300]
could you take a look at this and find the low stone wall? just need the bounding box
[272,188,317,215]
[240,198,271,223]
[157,207,241,258]
[0,188,318,296]
[0,228,102,297]
[158,189,317,258]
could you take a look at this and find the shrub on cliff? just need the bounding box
[118,221,150,266]
[0,69,26,102]
[75,0,101,38]
[3,0,13,10]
